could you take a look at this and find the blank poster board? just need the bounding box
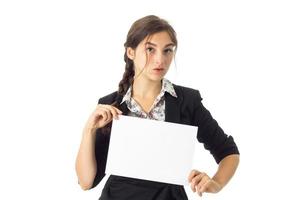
[105,115,198,185]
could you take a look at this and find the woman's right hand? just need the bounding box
[84,104,123,133]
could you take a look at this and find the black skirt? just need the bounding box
[99,175,189,200]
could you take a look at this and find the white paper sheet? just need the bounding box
[105,115,198,185]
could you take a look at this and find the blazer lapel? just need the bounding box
[119,101,130,115]
[165,89,182,124]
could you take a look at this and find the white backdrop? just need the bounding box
[0,0,299,199]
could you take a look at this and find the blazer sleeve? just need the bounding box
[192,91,239,164]
[90,98,112,189]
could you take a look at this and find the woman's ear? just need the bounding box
[126,47,135,60]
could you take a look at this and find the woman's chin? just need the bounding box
[148,76,164,82]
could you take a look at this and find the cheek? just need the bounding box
[164,55,173,65]
[134,53,147,68]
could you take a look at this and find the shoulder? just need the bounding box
[98,91,118,104]
[172,83,203,101]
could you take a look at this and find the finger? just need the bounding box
[102,110,110,122]
[199,179,211,195]
[103,106,118,120]
[188,170,200,192]
[197,175,210,195]
[97,107,112,122]
[191,173,206,192]
[103,109,113,122]
[109,106,123,115]
[113,106,123,114]
[109,106,122,119]
[190,175,201,192]
[198,191,203,197]
[99,105,123,118]
[97,109,108,122]
[188,169,199,183]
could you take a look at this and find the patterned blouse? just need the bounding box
[120,78,178,121]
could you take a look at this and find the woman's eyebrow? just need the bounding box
[145,42,175,48]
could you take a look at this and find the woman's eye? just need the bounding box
[164,48,173,54]
[146,47,154,52]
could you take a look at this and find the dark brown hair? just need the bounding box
[113,15,178,106]
[101,15,178,134]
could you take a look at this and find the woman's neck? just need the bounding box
[132,78,162,99]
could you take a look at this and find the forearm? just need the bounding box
[212,154,240,189]
[75,127,97,190]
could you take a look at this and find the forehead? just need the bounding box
[141,31,174,47]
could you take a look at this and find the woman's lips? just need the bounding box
[152,68,164,74]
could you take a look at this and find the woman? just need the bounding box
[75,15,240,199]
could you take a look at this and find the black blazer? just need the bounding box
[91,84,239,188]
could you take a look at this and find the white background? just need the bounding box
[0,0,299,199]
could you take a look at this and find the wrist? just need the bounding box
[212,176,225,190]
[83,125,97,136]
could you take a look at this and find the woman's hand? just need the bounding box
[188,169,222,197]
[84,104,123,133]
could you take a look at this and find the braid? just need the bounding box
[103,54,134,134]
[110,53,135,108]
[118,54,135,96]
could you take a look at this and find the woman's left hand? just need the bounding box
[188,169,222,197]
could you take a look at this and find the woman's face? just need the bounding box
[127,31,176,82]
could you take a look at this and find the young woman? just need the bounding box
[75,15,240,200]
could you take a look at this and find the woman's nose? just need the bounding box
[154,51,164,65]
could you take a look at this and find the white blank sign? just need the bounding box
[105,115,198,186]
